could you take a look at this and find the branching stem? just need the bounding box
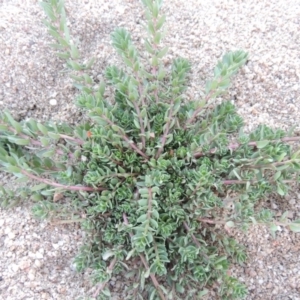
[101,115,149,160]
[93,257,117,298]
[183,221,209,261]
[156,106,174,159]
[194,136,300,158]
[123,213,166,300]
[21,169,105,192]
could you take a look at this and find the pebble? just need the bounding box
[49,99,57,106]
[28,269,36,281]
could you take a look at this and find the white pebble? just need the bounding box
[49,99,57,106]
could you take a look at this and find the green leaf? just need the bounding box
[277,184,285,196]
[31,184,48,192]
[269,223,279,238]
[273,171,281,181]
[111,125,119,132]
[85,57,96,69]
[31,193,43,202]
[4,111,22,134]
[256,140,269,149]
[137,214,147,223]
[37,123,48,135]
[57,52,70,59]
[156,14,166,31]
[176,283,185,294]
[133,118,140,129]
[48,132,60,140]
[289,220,300,232]
[83,74,93,84]
[48,28,61,40]
[7,137,30,146]
[67,60,82,71]
[39,149,55,158]
[144,39,154,54]
[64,23,71,42]
[126,248,136,260]
[102,250,115,261]
[7,165,21,173]
[150,218,158,229]
[198,289,209,297]
[70,43,80,59]
[40,2,56,21]
[225,221,235,228]
[165,134,173,145]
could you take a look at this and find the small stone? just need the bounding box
[8,232,16,239]
[258,279,264,284]
[52,243,60,249]
[70,262,77,271]
[28,269,36,281]
[49,99,57,106]
[10,263,19,273]
[116,6,126,14]
[41,292,50,299]
[110,280,115,286]
[34,260,42,268]
[19,259,31,270]
[35,251,44,259]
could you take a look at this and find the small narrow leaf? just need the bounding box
[48,132,60,140]
[225,221,235,228]
[7,137,30,146]
[70,43,80,59]
[256,140,269,149]
[31,184,48,192]
[37,123,48,135]
[102,250,115,261]
[289,220,300,232]
[4,111,22,134]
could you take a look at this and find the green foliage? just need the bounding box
[0,0,299,299]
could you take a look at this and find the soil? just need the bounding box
[0,0,300,299]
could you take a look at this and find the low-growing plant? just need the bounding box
[1,0,300,299]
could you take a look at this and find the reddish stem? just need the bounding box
[184,87,216,129]
[194,136,300,158]
[93,257,117,298]
[102,116,149,160]
[183,221,209,260]
[123,213,166,300]
[21,169,105,192]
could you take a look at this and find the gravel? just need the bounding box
[0,0,300,299]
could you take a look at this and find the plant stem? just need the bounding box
[222,179,296,185]
[50,218,86,225]
[21,169,105,192]
[101,115,149,160]
[198,217,292,228]
[57,133,84,145]
[93,257,117,298]
[155,103,175,159]
[184,86,217,129]
[1,122,84,147]
[194,136,300,158]
[123,54,147,148]
[183,221,209,261]
[132,101,146,149]
[123,213,166,300]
